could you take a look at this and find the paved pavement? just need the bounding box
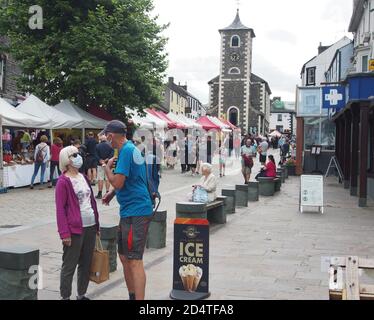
[1,150,374,300]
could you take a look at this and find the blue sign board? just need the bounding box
[322,86,346,111]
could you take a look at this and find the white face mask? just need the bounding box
[71,154,83,169]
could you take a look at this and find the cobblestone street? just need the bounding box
[1,152,374,300]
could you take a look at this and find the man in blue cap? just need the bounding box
[101,120,153,301]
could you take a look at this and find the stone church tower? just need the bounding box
[209,10,269,134]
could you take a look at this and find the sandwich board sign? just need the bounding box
[300,175,324,214]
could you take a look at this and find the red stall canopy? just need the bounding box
[88,106,114,121]
[147,109,186,129]
[197,116,221,131]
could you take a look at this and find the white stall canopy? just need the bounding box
[17,95,83,129]
[125,107,154,130]
[54,100,108,129]
[0,97,48,128]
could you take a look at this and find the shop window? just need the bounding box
[304,117,336,151]
[306,67,316,86]
[362,55,369,72]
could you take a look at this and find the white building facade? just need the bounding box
[349,0,374,73]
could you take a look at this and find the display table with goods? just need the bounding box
[2,151,57,188]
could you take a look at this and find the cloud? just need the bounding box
[266,30,298,45]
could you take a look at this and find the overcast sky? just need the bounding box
[152,0,353,104]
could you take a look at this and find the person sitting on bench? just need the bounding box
[256,155,277,180]
[192,163,218,202]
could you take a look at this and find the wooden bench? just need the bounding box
[257,177,276,196]
[329,256,374,300]
[206,200,226,224]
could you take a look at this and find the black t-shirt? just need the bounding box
[96,141,114,161]
[85,138,97,156]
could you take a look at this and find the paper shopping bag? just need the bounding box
[89,236,110,284]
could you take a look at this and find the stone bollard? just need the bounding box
[235,185,249,207]
[275,177,282,192]
[0,247,39,300]
[147,210,167,249]
[258,178,276,197]
[282,166,289,179]
[176,202,207,219]
[221,189,236,214]
[216,196,230,217]
[277,169,285,184]
[248,182,259,202]
[100,224,118,273]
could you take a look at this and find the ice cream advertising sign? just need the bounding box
[170,218,210,300]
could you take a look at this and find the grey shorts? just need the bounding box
[118,216,152,260]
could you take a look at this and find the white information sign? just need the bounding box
[300,175,324,214]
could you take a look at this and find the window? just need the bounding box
[304,117,336,151]
[276,126,284,133]
[231,35,240,47]
[277,114,282,122]
[170,91,173,102]
[306,67,316,86]
[228,67,240,75]
[362,55,369,72]
[228,107,239,126]
[0,55,5,92]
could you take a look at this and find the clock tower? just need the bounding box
[217,10,256,133]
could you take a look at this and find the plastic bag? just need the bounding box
[192,186,209,204]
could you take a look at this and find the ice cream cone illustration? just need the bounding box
[179,266,189,291]
[193,267,203,291]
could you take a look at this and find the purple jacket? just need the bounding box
[55,174,100,239]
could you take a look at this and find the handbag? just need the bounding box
[242,154,254,168]
[89,236,110,284]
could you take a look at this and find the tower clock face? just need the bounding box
[230,53,240,62]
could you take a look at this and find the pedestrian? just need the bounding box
[56,146,100,300]
[258,138,269,165]
[102,120,153,301]
[30,135,50,190]
[73,139,87,174]
[256,155,277,180]
[167,136,178,169]
[281,139,290,164]
[21,129,32,152]
[85,132,98,185]
[95,134,114,199]
[218,141,227,178]
[241,138,256,184]
[207,135,212,164]
[49,137,64,188]
[192,163,218,203]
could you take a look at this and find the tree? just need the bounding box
[0,0,168,120]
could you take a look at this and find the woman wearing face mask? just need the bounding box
[55,146,100,300]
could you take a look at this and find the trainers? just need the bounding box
[30,185,34,190]
[95,192,102,199]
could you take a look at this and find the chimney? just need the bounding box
[318,42,329,55]
[168,77,174,84]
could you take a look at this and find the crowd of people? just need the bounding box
[22,122,296,301]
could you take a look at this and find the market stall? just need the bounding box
[196,116,221,131]
[54,100,108,144]
[1,97,51,189]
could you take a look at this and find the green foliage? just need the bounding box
[0,0,168,120]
